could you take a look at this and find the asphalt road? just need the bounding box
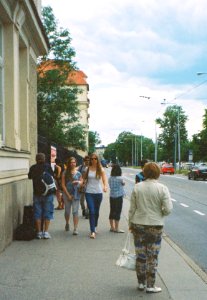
[107,167,207,274]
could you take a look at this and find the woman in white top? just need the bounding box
[128,162,173,294]
[84,153,108,239]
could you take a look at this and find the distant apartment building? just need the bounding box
[67,70,90,157]
[38,61,90,157]
[95,145,106,160]
[0,0,49,252]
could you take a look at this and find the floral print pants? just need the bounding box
[131,224,163,288]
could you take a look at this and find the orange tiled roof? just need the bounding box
[38,61,88,85]
[67,70,88,85]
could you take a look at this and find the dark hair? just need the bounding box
[141,159,148,168]
[55,158,61,164]
[111,164,122,177]
[36,153,45,163]
[143,162,160,179]
[84,155,90,161]
[65,157,77,181]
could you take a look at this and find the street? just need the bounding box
[109,168,207,274]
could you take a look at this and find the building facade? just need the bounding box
[0,0,48,252]
[67,70,90,157]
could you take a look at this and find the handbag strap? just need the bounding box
[123,232,132,252]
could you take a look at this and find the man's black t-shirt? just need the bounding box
[28,163,54,196]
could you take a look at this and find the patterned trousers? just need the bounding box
[131,224,163,288]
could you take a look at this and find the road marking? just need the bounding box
[180,203,189,208]
[171,198,177,202]
[193,210,205,216]
[174,176,186,180]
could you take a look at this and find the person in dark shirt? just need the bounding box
[54,158,65,210]
[135,159,148,184]
[28,153,55,239]
[77,155,90,218]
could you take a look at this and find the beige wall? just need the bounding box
[76,85,90,157]
[0,0,48,252]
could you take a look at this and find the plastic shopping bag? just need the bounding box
[116,232,136,271]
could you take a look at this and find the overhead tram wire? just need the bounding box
[173,79,207,101]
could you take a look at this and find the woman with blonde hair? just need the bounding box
[62,157,83,235]
[128,162,173,293]
[84,153,108,239]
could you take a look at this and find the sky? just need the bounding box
[42,0,207,146]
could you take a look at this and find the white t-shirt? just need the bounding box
[86,170,103,193]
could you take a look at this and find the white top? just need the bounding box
[128,179,173,226]
[86,170,103,193]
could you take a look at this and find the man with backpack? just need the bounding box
[28,153,56,239]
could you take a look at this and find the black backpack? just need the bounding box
[14,205,36,241]
[39,171,57,196]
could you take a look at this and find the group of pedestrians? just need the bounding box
[28,153,173,294]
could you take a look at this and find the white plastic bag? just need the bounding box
[116,232,136,271]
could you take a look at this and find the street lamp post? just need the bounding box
[154,121,158,162]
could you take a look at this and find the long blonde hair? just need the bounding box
[86,153,102,179]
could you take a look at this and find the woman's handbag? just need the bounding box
[78,184,86,193]
[116,232,136,271]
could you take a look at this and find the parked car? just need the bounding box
[161,164,175,175]
[188,165,207,180]
[182,162,194,170]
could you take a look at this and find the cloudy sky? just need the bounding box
[42,0,207,146]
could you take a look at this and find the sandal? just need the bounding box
[90,232,96,239]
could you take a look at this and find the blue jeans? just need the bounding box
[85,193,103,233]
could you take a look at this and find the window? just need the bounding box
[0,24,3,145]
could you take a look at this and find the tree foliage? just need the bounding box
[37,6,87,150]
[104,131,154,165]
[190,109,207,162]
[156,105,188,162]
[88,131,101,154]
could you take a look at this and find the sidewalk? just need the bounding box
[0,192,207,300]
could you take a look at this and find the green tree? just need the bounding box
[190,109,207,162]
[156,105,188,163]
[88,131,101,154]
[104,131,154,165]
[37,6,87,150]
[103,143,117,163]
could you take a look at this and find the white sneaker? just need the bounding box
[36,231,43,239]
[138,283,146,291]
[73,229,78,235]
[43,232,51,239]
[146,286,162,293]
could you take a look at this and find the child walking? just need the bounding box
[108,164,125,233]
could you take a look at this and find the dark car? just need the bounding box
[188,165,207,180]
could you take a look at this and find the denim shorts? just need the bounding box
[33,194,54,220]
